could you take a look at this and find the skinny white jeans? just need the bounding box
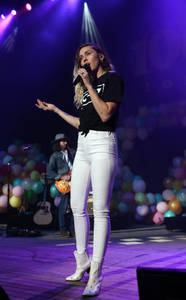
[70,130,118,263]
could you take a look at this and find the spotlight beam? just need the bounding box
[81,2,105,48]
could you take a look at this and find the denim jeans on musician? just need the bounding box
[70,130,118,263]
[59,193,74,233]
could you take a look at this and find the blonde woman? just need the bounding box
[36,43,124,297]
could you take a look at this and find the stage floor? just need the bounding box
[0,225,186,299]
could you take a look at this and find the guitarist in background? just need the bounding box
[48,133,76,238]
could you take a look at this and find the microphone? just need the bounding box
[73,64,91,86]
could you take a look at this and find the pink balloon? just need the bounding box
[152,211,164,225]
[0,195,8,208]
[156,201,168,214]
[12,186,24,197]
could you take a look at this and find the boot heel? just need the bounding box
[66,251,90,282]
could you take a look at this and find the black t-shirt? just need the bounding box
[78,71,124,134]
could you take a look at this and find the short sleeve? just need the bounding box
[103,73,124,104]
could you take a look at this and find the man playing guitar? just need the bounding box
[48,133,76,237]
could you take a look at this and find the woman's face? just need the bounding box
[78,45,103,72]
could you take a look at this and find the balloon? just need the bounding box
[163,177,173,189]
[121,192,134,204]
[13,178,22,186]
[21,170,30,180]
[152,212,164,225]
[50,184,60,198]
[136,205,149,216]
[8,144,18,155]
[54,196,61,207]
[11,164,22,176]
[177,190,186,207]
[118,202,128,213]
[156,201,168,214]
[121,181,132,192]
[2,184,13,196]
[172,180,183,190]
[132,179,146,193]
[123,170,134,182]
[35,162,46,173]
[30,170,40,181]
[10,195,22,208]
[146,193,155,204]
[32,181,44,194]
[3,155,13,165]
[172,157,182,168]
[155,193,163,204]
[12,186,24,197]
[0,195,8,208]
[35,153,47,163]
[26,160,36,171]
[133,175,142,181]
[173,167,185,180]
[22,178,33,190]
[164,210,176,218]
[135,192,146,204]
[0,150,6,159]
[168,199,182,214]
[162,189,175,201]
[24,190,35,202]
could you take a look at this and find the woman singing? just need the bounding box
[36,43,124,297]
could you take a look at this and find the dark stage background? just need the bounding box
[1,0,186,192]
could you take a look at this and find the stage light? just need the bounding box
[1,14,6,20]
[25,3,32,11]
[81,2,104,47]
[11,10,17,16]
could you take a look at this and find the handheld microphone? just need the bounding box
[73,64,91,86]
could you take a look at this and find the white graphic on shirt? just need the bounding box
[81,83,105,108]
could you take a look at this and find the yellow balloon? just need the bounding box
[10,196,22,208]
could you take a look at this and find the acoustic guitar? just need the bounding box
[33,173,53,226]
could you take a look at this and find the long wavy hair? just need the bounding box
[73,43,114,108]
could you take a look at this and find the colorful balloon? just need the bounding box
[133,179,146,193]
[30,170,40,181]
[156,201,168,214]
[10,195,22,208]
[152,211,164,225]
[2,184,13,196]
[32,181,44,194]
[168,199,182,214]
[162,189,175,201]
[54,196,61,207]
[164,210,176,218]
[0,195,8,208]
[12,186,24,197]
[50,184,60,198]
[135,192,146,204]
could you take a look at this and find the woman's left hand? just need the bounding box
[77,68,91,88]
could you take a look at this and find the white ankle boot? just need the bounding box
[82,260,103,297]
[66,251,90,281]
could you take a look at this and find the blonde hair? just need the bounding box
[73,43,114,108]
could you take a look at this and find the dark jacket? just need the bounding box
[47,147,76,180]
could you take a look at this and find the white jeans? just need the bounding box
[70,130,118,263]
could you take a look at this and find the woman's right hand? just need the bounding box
[36,99,57,112]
